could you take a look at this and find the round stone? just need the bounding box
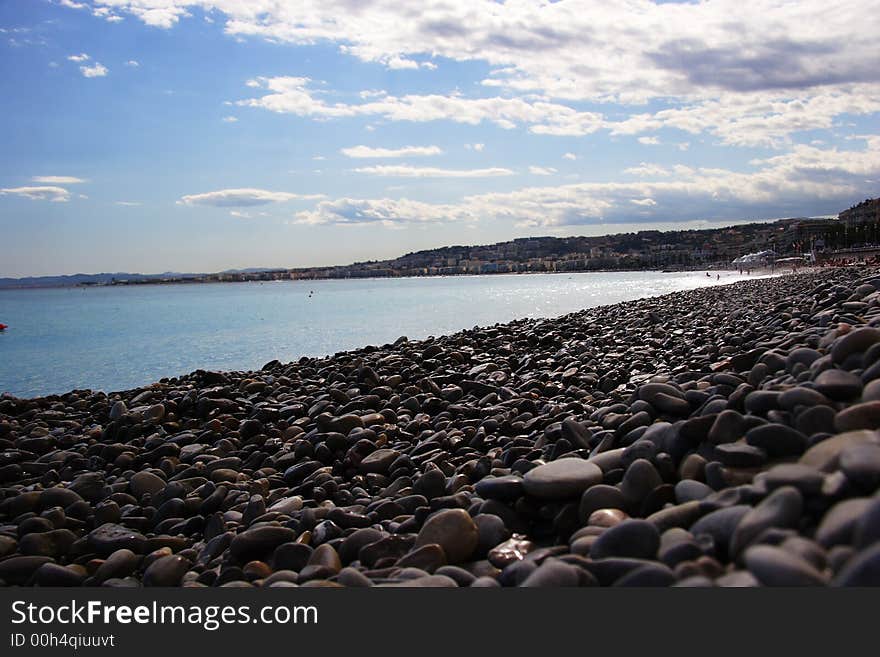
[474,513,511,557]
[745,423,807,458]
[690,505,751,559]
[579,484,627,524]
[814,369,863,401]
[708,410,748,444]
[88,523,148,556]
[33,563,86,587]
[0,556,54,585]
[613,562,676,587]
[589,519,661,560]
[730,486,803,556]
[674,479,714,503]
[130,471,166,499]
[854,497,880,549]
[832,327,880,365]
[588,508,629,528]
[815,498,872,548]
[523,458,603,499]
[800,430,880,471]
[230,526,297,561]
[744,545,827,586]
[93,549,140,583]
[520,559,591,587]
[836,402,880,433]
[358,449,400,474]
[619,458,663,510]
[761,464,825,495]
[834,544,880,586]
[415,509,478,563]
[779,386,829,410]
[474,475,524,501]
[143,555,191,587]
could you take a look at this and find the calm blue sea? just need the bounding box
[0,271,760,398]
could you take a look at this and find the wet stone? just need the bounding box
[488,536,536,568]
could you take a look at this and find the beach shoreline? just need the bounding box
[2,266,880,587]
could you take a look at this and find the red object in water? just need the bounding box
[0,324,7,331]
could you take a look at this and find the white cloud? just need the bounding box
[609,86,880,147]
[125,59,139,67]
[59,1,87,10]
[222,116,238,122]
[294,137,880,227]
[624,163,677,177]
[67,53,90,62]
[465,143,485,152]
[31,176,87,184]
[563,152,577,160]
[341,145,442,158]
[353,165,514,178]
[80,62,108,77]
[0,186,70,202]
[115,201,141,206]
[295,197,474,226]
[96,1,880,146]
[638,136,660,145]
[529,166,557,176]
[237,77,604,136]
[179,188,325,207]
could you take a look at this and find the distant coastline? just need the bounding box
[2,204,876,289]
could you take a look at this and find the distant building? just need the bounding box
[840,198,880,227]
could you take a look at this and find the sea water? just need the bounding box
[0,270,766,397]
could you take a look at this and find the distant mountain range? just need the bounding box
[0,268,278,289]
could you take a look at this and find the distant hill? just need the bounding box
[0,213,847,288]
[0,269,280,289]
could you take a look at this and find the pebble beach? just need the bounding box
[2,267,880,587]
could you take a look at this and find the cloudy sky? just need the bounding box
[0,0,878,277]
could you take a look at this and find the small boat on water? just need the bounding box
[0,324,7,331]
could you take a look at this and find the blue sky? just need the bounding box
[0,0,878,277]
